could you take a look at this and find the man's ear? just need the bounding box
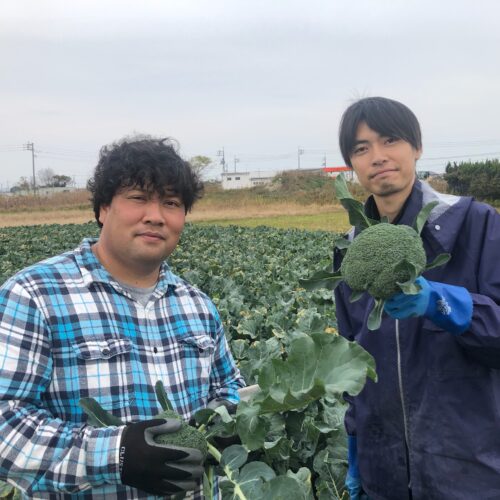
[98,205,109,226]
[415,148,423,161]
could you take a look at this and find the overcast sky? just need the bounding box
[1,0,499,190]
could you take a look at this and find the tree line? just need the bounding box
[444,159,500,201]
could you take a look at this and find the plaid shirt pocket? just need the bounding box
[70,337,134,412]
[73,337,133,361]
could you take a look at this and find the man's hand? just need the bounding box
[384,277,473,335]
[119,418,204,496]
[206,398,237,413]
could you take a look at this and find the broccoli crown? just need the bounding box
[340,223,427,299]
[154,409,208,459]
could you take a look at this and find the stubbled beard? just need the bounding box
[374,181,402,197]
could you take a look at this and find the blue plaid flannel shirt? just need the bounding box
[0,238,244,499]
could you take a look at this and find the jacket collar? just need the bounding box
[363,180,473,254]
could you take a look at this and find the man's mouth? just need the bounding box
[137,232,165,240]
[371,168,397,179]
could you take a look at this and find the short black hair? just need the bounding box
[339,97,422,167]
[87,136,204,226]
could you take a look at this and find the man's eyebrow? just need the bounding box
[352,139,369,146]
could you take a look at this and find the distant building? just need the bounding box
[221,171,274,190]
[221,167,324,190]
[322,166,357,182]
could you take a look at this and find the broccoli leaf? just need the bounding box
[414,201,438,235]
[78,398,125,427]
[367,299,385,331]
[299,269,343,291]
[335,174,378,230]
[256,333,377,407]
[393,259,421,294]
[0,480,16,498]
[155,380,174,411]
[425,252,451,271]
[394,259,420,284]
[397,281,421,295]
[333,235,351,250]
[235,402,270,450]
[217,445,308,500]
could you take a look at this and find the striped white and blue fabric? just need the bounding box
[0,238,244,499]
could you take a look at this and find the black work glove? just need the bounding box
[205,398,237,414]
[119,418,204,496]
[200,399,241,465]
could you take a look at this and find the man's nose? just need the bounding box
[143,200,164,224]
[371,143,387,165]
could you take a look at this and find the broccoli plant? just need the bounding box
[79,330,376,500]
[300,174,451,330]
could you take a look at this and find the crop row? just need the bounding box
[0,223,364,499]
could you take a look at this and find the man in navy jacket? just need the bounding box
[334,97,500,499]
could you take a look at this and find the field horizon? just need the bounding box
[0,173,351,231]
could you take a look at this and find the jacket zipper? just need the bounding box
[395,319,413,498]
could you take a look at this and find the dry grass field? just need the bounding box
[0,177,352,231]
[0,200,347,231]
[0,173,350,228]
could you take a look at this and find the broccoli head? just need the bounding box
[300,175,451,330]
[154,409,208,459]
[340,223,427,300]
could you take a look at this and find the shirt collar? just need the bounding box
[75,238,179,292]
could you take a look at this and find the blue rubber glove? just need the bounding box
[346,435,370,500]
[384,277,473,335]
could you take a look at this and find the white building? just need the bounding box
[221,170,278,190]
[221,167,327,190]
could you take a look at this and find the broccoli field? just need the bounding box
[0,223,376,499]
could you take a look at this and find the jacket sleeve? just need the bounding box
[0,280,123,495]
[454,206,500,368]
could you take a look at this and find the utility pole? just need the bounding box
[233,157,239,172]
[24,141,37,194]
[322,154,327,167]
[217,148,227,173]
[297,147,304,169]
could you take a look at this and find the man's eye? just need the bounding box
[352,146,366,155]
[386,137,399,144]
[164,200,182,208]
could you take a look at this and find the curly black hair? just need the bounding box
[87,136,204,227]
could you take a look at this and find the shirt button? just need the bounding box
[101,347,110,356]
[435,224,441,231]
[153,347,158,354]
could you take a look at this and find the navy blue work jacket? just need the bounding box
[334,180,500,500]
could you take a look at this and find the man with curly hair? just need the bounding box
[0,136,244,499]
